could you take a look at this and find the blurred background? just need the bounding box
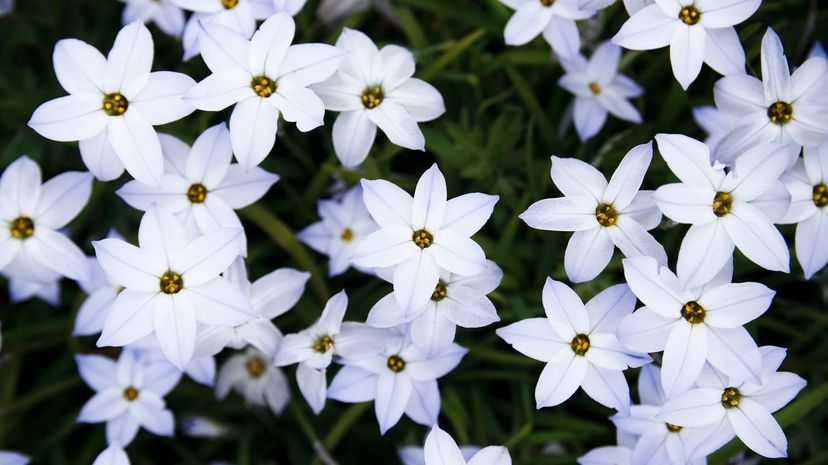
[0,0,826,463]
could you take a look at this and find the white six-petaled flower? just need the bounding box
[216,346,291,415]
[351,164,498,315]
[312,28,445,167]
[185,13,343,171]
[520,143,666,283]
[174,0,275,61]
[499,0,602,59]
[119,0,185,38]
[28,22,195,186]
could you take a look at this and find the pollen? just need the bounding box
[221,0,239,9]
[412,229,434,249]
[102,93,128,116]
[431,280,448,302]
[540,0,555,5]
[313,335,334,353]
[159,271,184,295]
[813,183,827,207]
[9,216,34,239]
[340,228,354,243]
[245,356,267,378]
[187,183,208,203]
[588,82,601,95]
[251,75,277,98]
[387,355,406,373]
[721,387,741,409]
[712,191,732,217]
[767,101,793,125]
[570,334,590,356]
[123,386,139,401]
[666,423,682,433]
[595,203,618,227]
[678,5,701,25]
[361,86,384,109]
[681,301,705,324]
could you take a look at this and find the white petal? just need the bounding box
[360,178,414,228]
[105,414,140,447]
[580,364,631,413]
[760,28,792,102]
[564,226,614,283]
[728,399,787,458]
[375,371,413,434]
[573,97,608,141]
[519,196,598,232]
[468,446,512,465]
[367,101,425,151]
[92,445,130,465]
[607,216,668,266]
[269,86,326,132]
[430,230,487,276]
[661,323,708,397]
[229,97,280,171]
[75,354,118,391]
[795,209,828,279]
[53,39,107,94]
[332,110,377,168]
[442,193,499,237]
[78,390,128,423]
[184,279,256,326]
[726,143,790,201]
[696,0,760,27]
[654,133,722,186]
[535,350,588,408]
[197,21,251,73]
[496,318,568,362]
[28,94,108,142]
[186,70,253,111]
[721,202,789,272]
[676,221,735,289]
[503,2,552,46]
[704,27,745,76]
[130,71,196,125]
[393,252,441,315]
[79,130,125,181]
[412,164,447,231]
[410,308,456,356]
[612,4,675,50]
[98,290,158,347]
[278,43,343,88]
[351,226,416,268]
[622,256,683,316]
[296,363,327,414]
[107,111,164,186]
[404,379,441,426]
[327,365,377,403]
[34,171,93,229]
[248,12,294,77]
[706,326,762,384]
[658,387,724,426]
[27,228,90,281]
[550,156,607,201]
[172,227,243,286]
[604,142,652,209]
[105,22,153,97]
[543,16,581,59]
[424,424,466,465]
[700,282,774,328]
[387,78,445,122]
[586,283,636,334]
[749,371,806,413]
[153,294,197,369]
[211,164,279,209]
[250,267,309,318]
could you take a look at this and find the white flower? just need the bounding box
[4,262,61,306]
[497,280,648,412]
[174,0,275,61]
[0,156,92,282]
[328,328,467,434]
[185,13,343,171]
[119,0,185,38]
[0,452,28,465]
[128,335,215,386]
[499,0,601,59]
[196,257,309,357]
[76,350,178,447]
[28,22,196,186]
[520,143,666,283]
[712,28,828,165]
[117,124,279,245]
[274,290,385,414]
[618,255,774,397]
[92,445,130,465]
[577,446,632,465]
[558,42,643,141]
[92,205,255,369]
[613,0,759,89]
[75,253,122,337]
[777,144,828,278]
[400,444,480,465]
[654,134,792,288]
[271,0,307,14]
[216,347,291,415]
[312,29,445,167]
[611,364,713,465]
[298,184,379,276]
[658,347,806,459]
[423,425,511,465]
[351,164,498,314]
[367,260,503,356]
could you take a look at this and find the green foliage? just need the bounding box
[0,0,826,464]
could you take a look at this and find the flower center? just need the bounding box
[102,93,129,116]
[678,5,700,25]
[665,423,682,433]
[313,335,334,353]
[251,75,277,98]
[431,280,448,302]
[9,216,34,239]
[387,355,406,373]
[721,387,741,409]
[187,183,208,203]
[340,228,354,243]
[245,356,267,378]
[812,183,827,207]
[588,82,601,95]
[361,86,384,109]
[681,301,705,324]
[570,334,590,356]
[712,191,732,217]
[539,0,555,5]
[221,0,239,9]
[123,386,139,401]
[412,229,434,249]
[159,271,184,295]
[767,101,793,125]
[595,203,618,227]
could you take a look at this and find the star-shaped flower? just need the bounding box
[93,205,255,369]
[499,0,602,59]
[0,156,92,282]
[119,0,185,38]
[174,0,275,60]
[520,143,666,283]
[28,22,196,186]
[185,13,343,171]
[618,256,774,397]
[4,266,61,307]
[298,184,379,276]
[558,42,643,141]
[497,280,648,413]
[712,28,828,164]
[351,164,498,314]
[328,327,467,434]
[76,350,179,447]
[216,347,291,415]
[658,347,806,459]
[117,124,279,246]
[423,425,512,465]
[613,0,760,89]
[312,28,445,167]
[652,134,791,288]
